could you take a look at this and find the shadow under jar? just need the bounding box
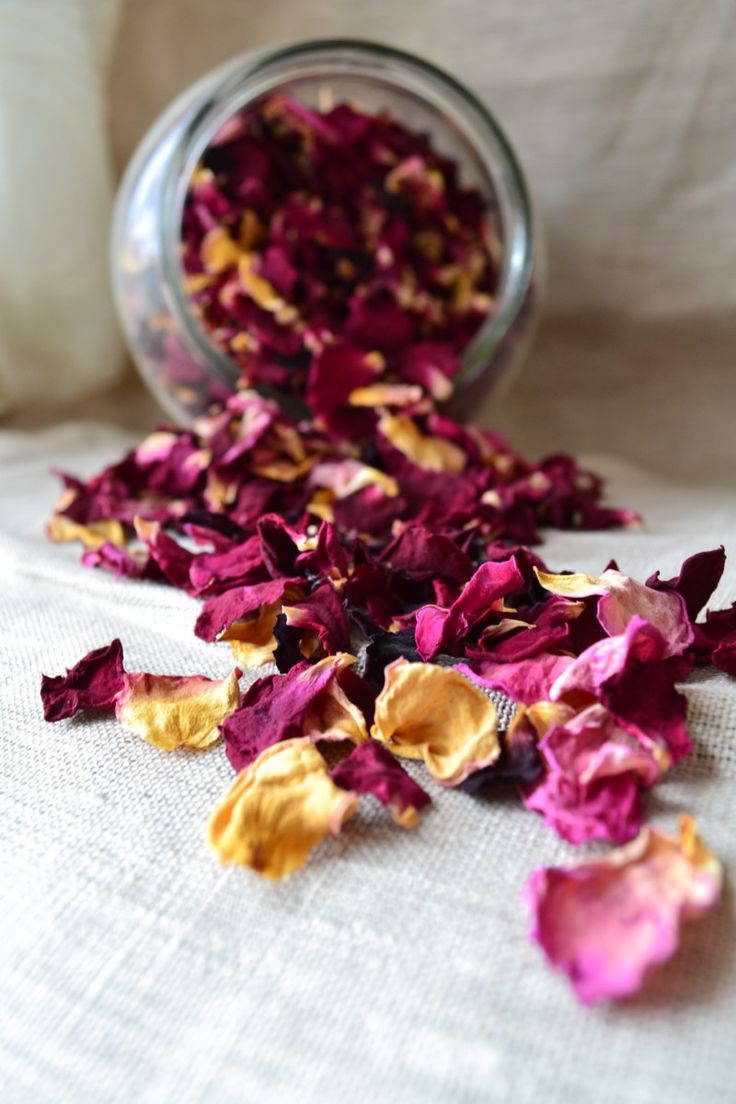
[112,38,540,426]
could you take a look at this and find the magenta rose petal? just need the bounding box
[41,639,126,722]
[330,739,431,826]
[524,817,722,1004]
[646,546,726,621]
[195,579,300,642]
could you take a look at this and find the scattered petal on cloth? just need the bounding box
[330,738,431,826]
[41,639,126,721]
[524,817,723,1004]
[522,704,656,845]
[37,86,736,1007]
[371,658,500,786]
[81,541,150,580]
[115,667,241,751]
[208,737,357,878]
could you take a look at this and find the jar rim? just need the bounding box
[160,37,536,406]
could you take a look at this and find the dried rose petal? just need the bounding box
[81,542,151,580]
[371,658,500,786]
[535,567,693,657]
[41,639,126,721]
[331,739,431,826]
[221,653,365,771]
[134,518,197,592]
[691,602,736,667]
[282,582,350,655]
[646,546,726,621]
[378,525,472,585]
[523,702,662,844]
[524,817,722,1004]
[549,616,691,767]
[207,737,357,878]
[460,704,543,792]
[46,516,127,550]
[220,601,281,667]
[115,667,241,751]
[379,412,467,474]
[458,653,574,707]
[415,558,524,660]
[195,578,301,642]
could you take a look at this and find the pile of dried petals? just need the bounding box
[180,94,498,406]
[41,96,733,1006]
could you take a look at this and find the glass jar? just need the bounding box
[112,38,539,425]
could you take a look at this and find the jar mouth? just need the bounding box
[160,37,535,408]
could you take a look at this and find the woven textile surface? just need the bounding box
[2,419,735,1103]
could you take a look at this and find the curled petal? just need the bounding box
[331,739,431,826]
[371,658,500,786]
[550,617,691,766]
[524,817,722,1004]
[81,541,150,580]
[525,770,644,846]
[115,668,241,751]
[282,582,351,654]
[41,639,126,721]
[302,675,369,746]
[646,546,726,621]
[195,579,301,642]
[415,557,524,660]
[134,518,196,592]
[208,737,357,878]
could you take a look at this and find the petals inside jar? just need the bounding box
[180,94,500,410]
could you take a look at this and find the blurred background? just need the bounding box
[2,0,734,480]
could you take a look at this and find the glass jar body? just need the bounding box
[112,39,540,425]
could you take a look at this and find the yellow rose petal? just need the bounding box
[371,659,500,786]
[379,413,466,474]
[221,603,281,668]
[201,225,242,273]
[46,516,127,550]
[534,568,604,597]
[116,668,241,751]
[208,737,357,878]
